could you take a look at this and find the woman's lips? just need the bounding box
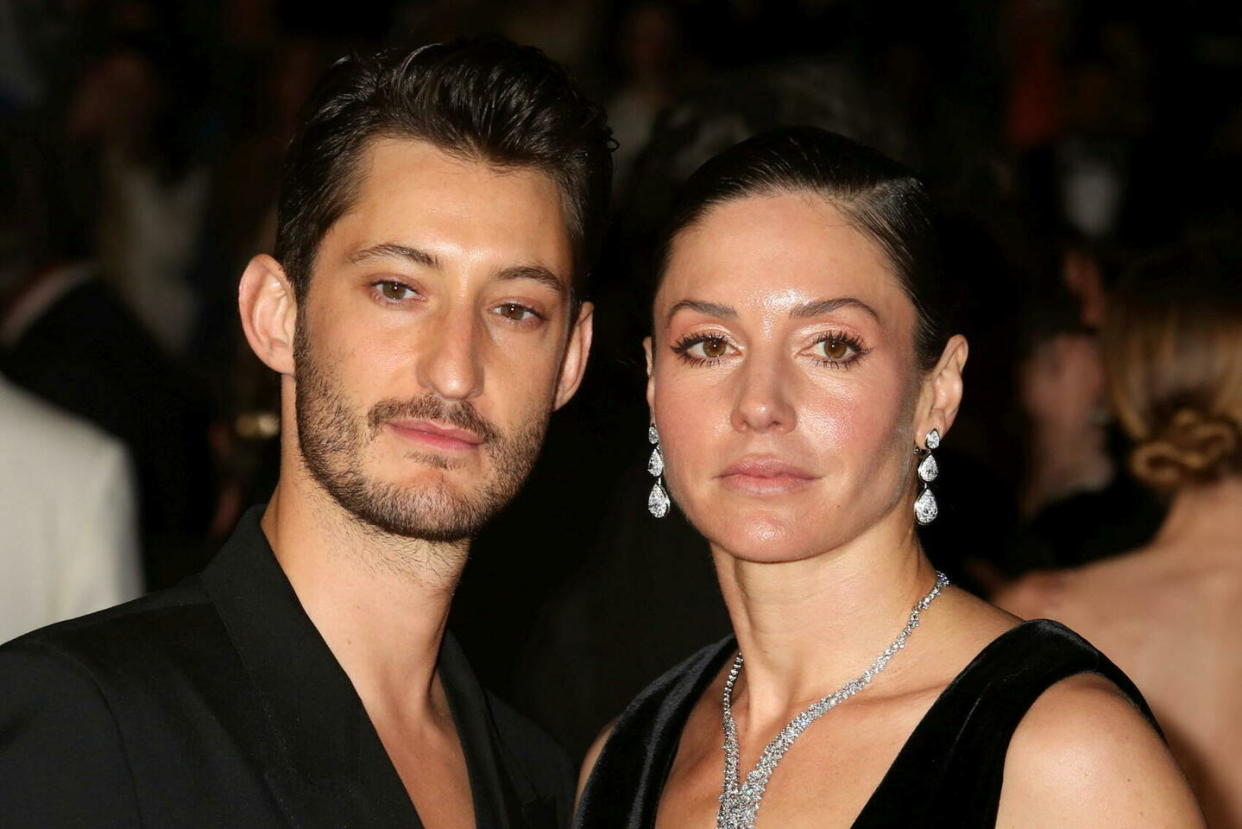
[718,457,819,495]
[386,419,485,452]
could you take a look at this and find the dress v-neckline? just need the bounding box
[655,631,1002,826]
[575,619,1154,828]
[656,621,1083,825]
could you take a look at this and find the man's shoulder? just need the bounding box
[0,573,292,826]
[0,578,225,684]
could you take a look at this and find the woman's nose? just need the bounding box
[730,353,796,434]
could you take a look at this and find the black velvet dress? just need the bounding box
[575,620,1158,828]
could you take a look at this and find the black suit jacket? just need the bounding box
[0,507,573,827]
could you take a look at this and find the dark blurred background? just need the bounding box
[1,0,1239,759]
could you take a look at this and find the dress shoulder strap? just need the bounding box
[575,637,736,829]
[854,619,1158,827]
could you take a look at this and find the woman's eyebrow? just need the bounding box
[666,299,737,324]
[791,297,879,320]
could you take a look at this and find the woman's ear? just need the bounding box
[917,334,969,446]
[238,254,298,376]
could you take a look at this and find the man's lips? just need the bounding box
[718,457,818,495]
[386,419,486,452]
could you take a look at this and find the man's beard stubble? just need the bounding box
[293,321,548,543]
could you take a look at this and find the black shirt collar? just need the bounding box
[199,506,526,827]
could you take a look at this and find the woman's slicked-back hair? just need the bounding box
[656,126,949,370]
[1103,239,1242,492]
[275,37,613,301]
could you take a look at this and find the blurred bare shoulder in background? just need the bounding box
[996,240,1242,827]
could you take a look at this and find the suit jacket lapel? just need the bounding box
[200,507,422,828]
[440,633,563,828]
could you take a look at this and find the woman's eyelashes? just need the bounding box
[670,330,871,368]
[670,332,737,365]
[807,332,870,368]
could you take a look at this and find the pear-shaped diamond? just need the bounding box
[925,429,940,450]
[648,423,660,444]
[648,481,671,518]
[648,446,664,477]
[914,487,938,525]
[917,452,938,483]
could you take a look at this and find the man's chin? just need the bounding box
[322,477,504,543]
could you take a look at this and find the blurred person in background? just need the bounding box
[603,0,684,189]
[0,119,215,591]
[998,238,1242,827]
[64,34,209,356]
[993,238,1164,577]
[0,375,141,642]
[0,104,142,668]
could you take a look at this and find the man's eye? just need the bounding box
[377,281,415,301]
[495,302,537,321]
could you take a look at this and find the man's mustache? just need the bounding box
[367,394,500,445]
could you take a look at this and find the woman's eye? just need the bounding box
[377,281,415,301]
[676,335,733,361]
[815,337,856,361]
[698,336,729,358]
[495,302,538,322]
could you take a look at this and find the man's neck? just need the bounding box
[260,474,469,719]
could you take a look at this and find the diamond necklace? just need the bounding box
[717,571,950,829]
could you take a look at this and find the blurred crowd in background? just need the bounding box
[1,0,1239,761]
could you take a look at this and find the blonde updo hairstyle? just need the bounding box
[1102,242,1242,493]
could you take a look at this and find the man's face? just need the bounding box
[292,138,585,541]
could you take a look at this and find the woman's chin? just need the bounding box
[702,515,836,565]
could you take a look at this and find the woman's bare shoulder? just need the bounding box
[996,673,1203,827]
[990,569,1069,620]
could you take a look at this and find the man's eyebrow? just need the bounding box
[346,243,439,269]
[666,299,738,325]
[497,264,566,296]
[791,297,879,321]
[344,245,565,295]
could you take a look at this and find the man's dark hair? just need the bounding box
[275,38,613,302]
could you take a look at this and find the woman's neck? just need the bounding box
[712,517,940,723]
[1150,475,1242,556]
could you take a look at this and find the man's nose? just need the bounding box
[415,305,484,402]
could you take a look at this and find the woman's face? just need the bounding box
[648,191,929,562]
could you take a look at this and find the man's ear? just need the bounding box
[916,334,969,447]
[238,254,298,376]
[553,301,594,410]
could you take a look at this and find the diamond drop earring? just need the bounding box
[647,423,670,518]
[914,429,940,525]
